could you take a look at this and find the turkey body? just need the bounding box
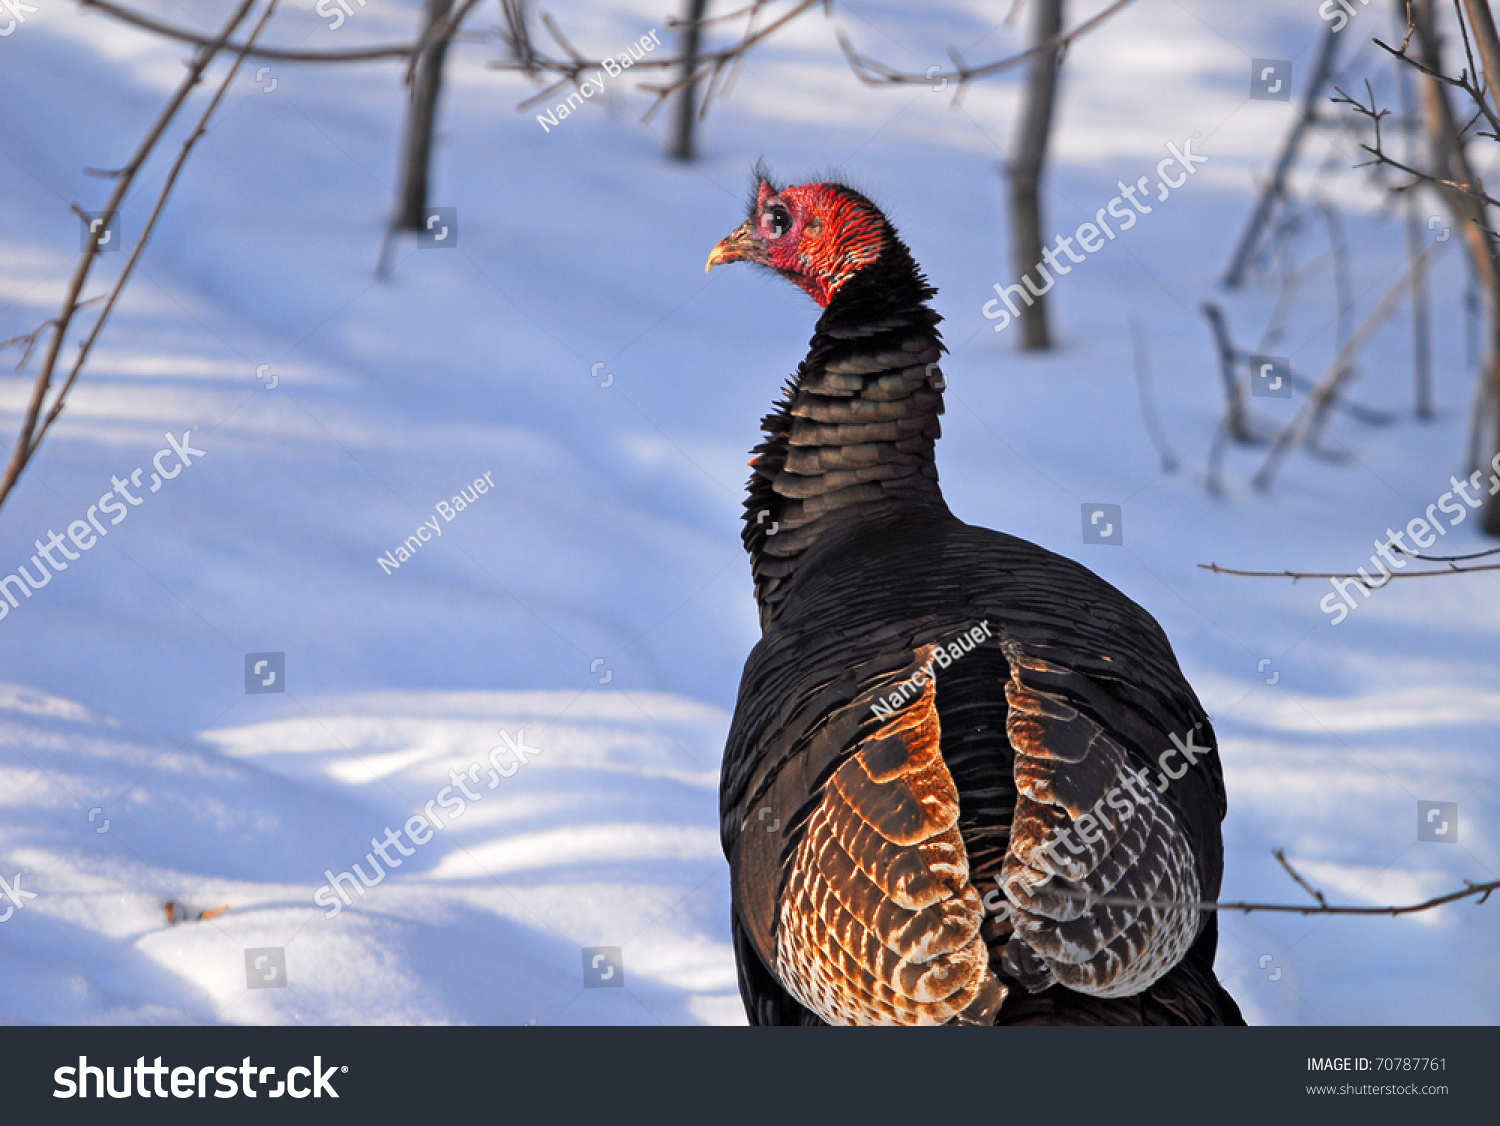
[723,517,1243,1025]
[710,177,1244,1026]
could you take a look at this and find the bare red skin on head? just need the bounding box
[755,180,886,306]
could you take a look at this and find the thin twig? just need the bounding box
[0,297,108,371]
[1198,560,1500,580]
[837,0,1136,94]
[1371,19,1500,136]
[0,0,263,513]
[492,0,824,122]
[77,0,401,62]
[1053,876,1500,916]
[1129,315,1178,473]
[1223,23,1343,288]
[495,0,1134,122]
[30,0,287,462]
[74,0,485,65]
[1274,848,1329,908]
[1252,238,1445,491]
[1043,849,1500,917]
[1396,542,1500,561]
[1334,77,1500,206]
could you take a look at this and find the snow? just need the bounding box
[0,0,1495,1024]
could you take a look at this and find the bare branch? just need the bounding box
[1274,848,1329,909]
[1333,79,1500,206]
[1252,237,1446,491]
[74,0,486,65]
[1197,559,1500,580]
[1370,24,1500,136]
[1129,315,1177,473]
[1043,850,1500,917]
[27,0,288,467]
[1455,0,1500,125]
[0,0,267,513]
[837,0,1137,94]
[1223,22,1343,287]
[494,0,1134,123]
[1396,542,1500,561]
[0,298,108,372]
[492,0,824,122]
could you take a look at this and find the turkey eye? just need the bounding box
[764,206,792,238]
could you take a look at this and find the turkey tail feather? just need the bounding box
[774,650,1004,1025]
[998,637,1203,998]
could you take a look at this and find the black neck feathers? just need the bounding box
[743,232,950,630]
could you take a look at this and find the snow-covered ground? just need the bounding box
[0,0,1495,1024]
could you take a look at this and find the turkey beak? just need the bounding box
[706,221,766,272]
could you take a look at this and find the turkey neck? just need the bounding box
[743,249,950,631]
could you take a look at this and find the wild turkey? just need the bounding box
[707,172,1244,1026]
